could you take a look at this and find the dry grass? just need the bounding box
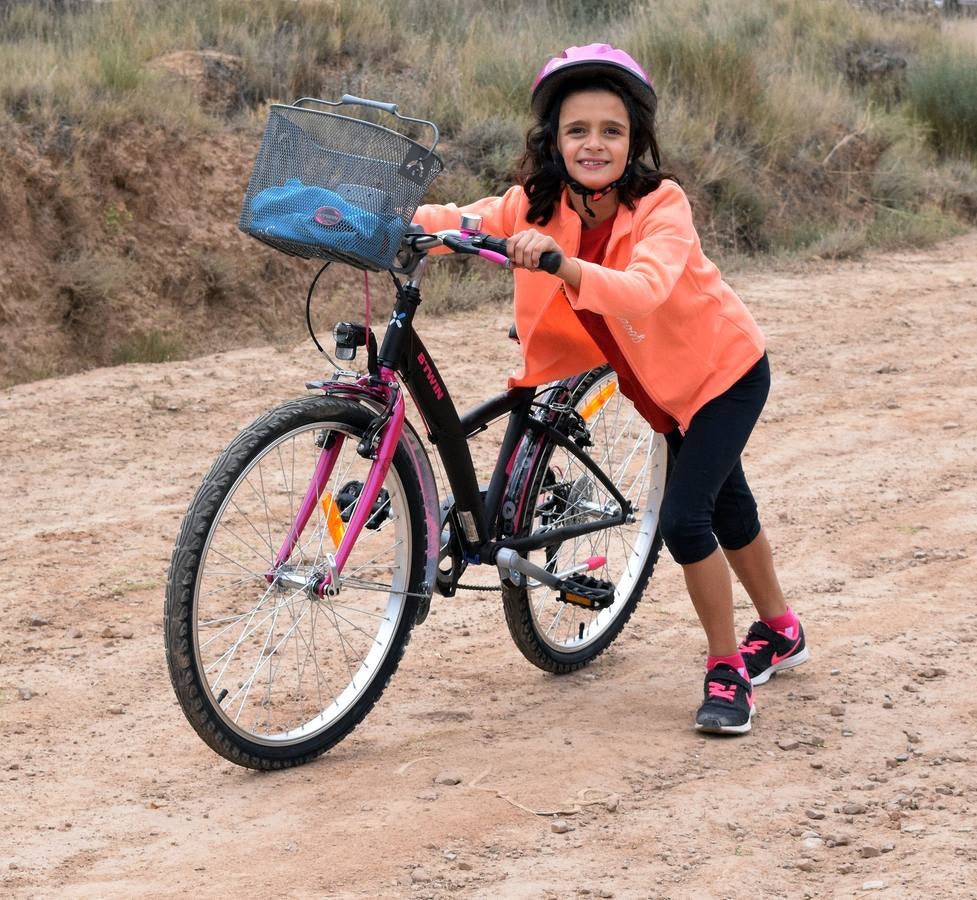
[2,0,976,266]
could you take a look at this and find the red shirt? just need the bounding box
[572,216,677,433]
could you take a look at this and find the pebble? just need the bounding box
[829,705,845,717]
[434,772,462,786]
[810,761,824,770]
[120,627,135,640]
[881,842,895,853]
[410,868,432,884]
[842,802,867,815]
[801,837,823,851]
[795,859,817,872]
[29,617,50,627]
[905,732,922,744]
[862,881,887,891]
[551,819,572,834]
[778,738,801,751]
[108,706,124,715]
[458,861,472,871]
[805,809,826,820]
[882,699,894,709]
[919,667,947,679]
[860,846,881,858]
[830,669,841,676]
[415,790,438,801]
[947,751,966,763]
[66,627,83,639]
[18,687,33,701]
[902,684,919,693]
[895,753,909,762]
[101,626,116,639]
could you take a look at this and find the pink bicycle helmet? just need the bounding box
[531,43,655,117]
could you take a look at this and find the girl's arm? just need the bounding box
[413,185,524,237]
[563,183,695,319]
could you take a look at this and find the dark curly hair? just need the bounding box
[517,73,675,225]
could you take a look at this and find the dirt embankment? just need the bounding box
[1,231,976,897]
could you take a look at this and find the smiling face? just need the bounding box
[556,89,631,192]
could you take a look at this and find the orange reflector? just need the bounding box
[321,492,345,548]
[579,380,617,421]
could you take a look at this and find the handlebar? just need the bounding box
[475,235,563,275]
[404,228,562,275]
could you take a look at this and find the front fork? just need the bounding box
[268,370,406,597]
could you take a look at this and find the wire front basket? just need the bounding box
[239,96,443,271]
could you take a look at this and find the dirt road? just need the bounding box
[2,234,976,898]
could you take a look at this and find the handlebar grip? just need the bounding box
[538,251,562,275]
[479,236,562,275]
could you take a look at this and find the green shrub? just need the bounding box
[909,47,977,157]
[112,330,185,365]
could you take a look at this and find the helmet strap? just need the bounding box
[555,155,633,218]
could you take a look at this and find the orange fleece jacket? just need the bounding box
[413,179,765,431]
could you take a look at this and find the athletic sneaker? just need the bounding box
[739,620,810,686]
[695,664,755,735]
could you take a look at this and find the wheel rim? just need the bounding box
[527,373,667,653]
[191,420,411,747]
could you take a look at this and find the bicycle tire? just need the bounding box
[164,395,428,769]
[501,365,668,672]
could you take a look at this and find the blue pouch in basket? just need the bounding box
[248,178,403,263]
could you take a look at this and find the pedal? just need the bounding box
[558,575,615,610]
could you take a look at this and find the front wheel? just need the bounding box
[502,366,669,672]
[164,396,428,769]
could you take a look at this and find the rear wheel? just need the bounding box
[164,396,427,769]
[502,366,668,672]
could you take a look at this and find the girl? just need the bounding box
[414,43,808,734]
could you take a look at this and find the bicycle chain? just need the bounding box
[455,582,503,593]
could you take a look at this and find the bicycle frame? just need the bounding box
[277,253,632,610]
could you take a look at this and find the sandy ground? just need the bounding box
[2,233,977,899]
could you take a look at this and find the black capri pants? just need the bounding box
[659,353,770,566]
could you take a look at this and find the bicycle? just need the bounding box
[164,96,669,770]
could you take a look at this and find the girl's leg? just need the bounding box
[680,547,737,657]
[722,527,787,621]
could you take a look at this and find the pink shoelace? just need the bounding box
[707,681,738,701]
[739,639,768,657]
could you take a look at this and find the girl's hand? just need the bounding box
[506,229,582,287]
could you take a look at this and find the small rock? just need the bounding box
[434,772,462,786]
[101,626,116,639]
[415,790,438,801]
[905,732,922,744]
[902,684,919,693]
[882,700,894,709]
[18,688,33,701]
[805,809,826,820]
[881,842,895,853]
[947,751,966,763]
[604,796,620,812]
[860,846,881,858]
[551,819,572,834]
[919,667,947,679]
[801,837,824,851]
[837,862,855,874]
[458,861,472,871]
[29,617,50,627]
[108,706,124,715]
[120,627,135,640]
[829,705,845,717]
[442,850,457,861]
[411,868,432,884]
[66,628,83,639]
[830,669,841,676]
[841,729,854,737]
[895,753,909,762]
[810,761,824,770]
[795,859,817,872]
[778,738,801,751]
[832,834,852,847]
[842,802,867,815]
[862,881,887,891]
